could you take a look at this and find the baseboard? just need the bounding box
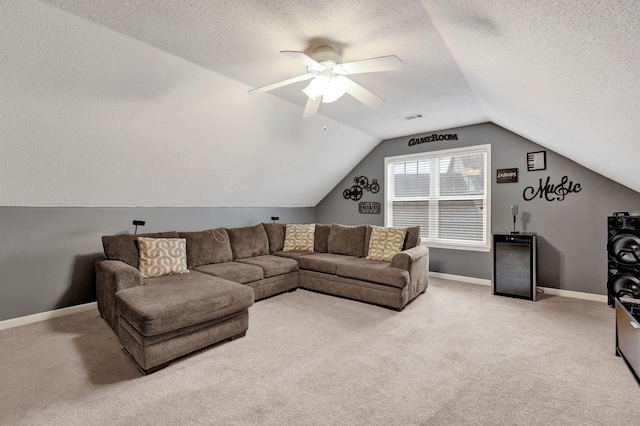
[429,272,491,286]
[538,287,607,303]
[428,272,607,303]
[0,302,98,331]
[0,274,609,331]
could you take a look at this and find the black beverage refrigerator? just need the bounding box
[492,233,537,301]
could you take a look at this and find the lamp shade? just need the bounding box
[322,75,348,103]
[302,75,348,103]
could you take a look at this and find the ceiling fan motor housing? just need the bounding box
[311,46,341,68]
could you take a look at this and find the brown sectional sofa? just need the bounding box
[96,223,428,373]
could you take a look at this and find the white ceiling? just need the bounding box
[2,0,639,206]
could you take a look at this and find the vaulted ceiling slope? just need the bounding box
[2,1,638,208]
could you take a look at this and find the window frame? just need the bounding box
[384,144,491,252]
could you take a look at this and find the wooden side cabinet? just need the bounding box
[615,298,640,386]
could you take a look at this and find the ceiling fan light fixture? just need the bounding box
[250,46,403,117]
[302,75,328,101]
[322,75,348,103]
[302,75,348,103]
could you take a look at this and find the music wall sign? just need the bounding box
[497,168,518,184]
[523,175,582,202]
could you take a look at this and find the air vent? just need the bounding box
[401,113,424,121]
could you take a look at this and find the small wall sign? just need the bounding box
[527,151,547,171]
[359,202,381,214]
[497,168,518,184]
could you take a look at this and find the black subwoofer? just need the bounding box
[608,213,640,305]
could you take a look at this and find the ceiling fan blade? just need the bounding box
[303,95,322,118]
[336,55,403,75]
[248,73,313,94]
[344,78,385,109]
[281,51,324,70]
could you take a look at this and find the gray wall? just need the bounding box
[316,123,640,295]
[0,207,314,321]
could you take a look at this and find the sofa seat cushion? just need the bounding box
[194,262,264,284]
[336,258,410,289]
[116,271,254,337]
[273,250,316,260]
[236,255,298,278]
[297,253,352,275]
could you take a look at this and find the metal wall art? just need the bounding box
[523,175,582,201]
[343,176,380,201]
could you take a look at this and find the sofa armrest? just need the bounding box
[391,246,429,302]
[391,245,428,271]
[95,259,143,334]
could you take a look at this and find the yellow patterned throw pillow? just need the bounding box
[366,226,407,262]
[137,237,190,278]
[283,224,316,252]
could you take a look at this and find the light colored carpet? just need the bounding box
[1,278,639,425]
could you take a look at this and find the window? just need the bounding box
[385,144,491,251]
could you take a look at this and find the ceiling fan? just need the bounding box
[248,45,403,117]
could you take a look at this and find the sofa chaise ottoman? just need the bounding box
[116,272,254,373]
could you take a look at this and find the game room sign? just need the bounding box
[408,133,458,146]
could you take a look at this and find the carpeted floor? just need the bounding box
[1,278,639,425]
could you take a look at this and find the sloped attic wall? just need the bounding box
[0,0,379,208]
[0,1,376,321]
[316,123,640,296]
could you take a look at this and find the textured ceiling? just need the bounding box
[38,0,488,139]
[2,0,639,207]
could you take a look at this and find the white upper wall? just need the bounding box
[2,0,639,207]
[0,0,379,207]
[424,0,640,194]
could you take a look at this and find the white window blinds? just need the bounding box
[385,145,491,251]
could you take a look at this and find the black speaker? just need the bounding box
[608,213,640,305]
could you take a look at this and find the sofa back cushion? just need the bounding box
[227,224,270,260]
[403,226,421,250]
[262,223,285,253]
[178,228,232,268]
[327,224,367,258]
[102,231,180,268]
[314,223,332,253]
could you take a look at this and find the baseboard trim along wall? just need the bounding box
[0,302,97,331]
[428,272,608,303]
[0,273,609,331]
